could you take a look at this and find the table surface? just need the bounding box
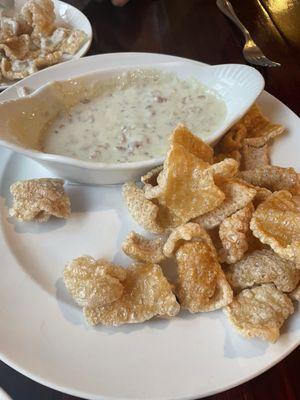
[1,0,299,399]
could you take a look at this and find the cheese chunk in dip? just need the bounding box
[42,70,226,163]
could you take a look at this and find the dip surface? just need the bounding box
[42,69,226,163]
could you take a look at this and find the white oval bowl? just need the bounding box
[0,53,264,185]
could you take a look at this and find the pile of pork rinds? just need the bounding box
[8,105,300,343]
[0,0,87,82]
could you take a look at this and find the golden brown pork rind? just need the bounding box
[250,190,300,264]
[219,203,254,264]
[239,166,299,193]
[170,123,214,163]
[144,143,225,223]
[34,50,62,67]
[0,34,31,60]
[84,263,180,326]
[122,182,165,234]
[0,16,21,41]
[122,231,166,263]
[176,241,233,312]
[225,249,300,293]
[194,178,256,229]
[290,285,300,302]
[63,256,127,308]
[59,29,87,55]
[224,283,294,342]
[9,178,71,222]
[20,0,56,37]
[242,143,269,170]
[141,165,163,188]
[1,57,37,80]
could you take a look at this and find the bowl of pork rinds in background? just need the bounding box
[0,0,92,88]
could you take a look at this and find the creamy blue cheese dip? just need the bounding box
[42,69,226,163]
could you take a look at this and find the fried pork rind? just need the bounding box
[20,0,56,37]
[145,144,237,223]
[224,284,294,342]
[240,166,299,193]
[122,182,165,234]
[1,57,37,80]
[34,50,62,67]
[163,222,211,257]
[170,123,214,163]
[59,29,87,55]
[0,16,20,41]
[63,256,127,308]
[290,285,300,302]
[253,187,272,207]
[214,150,242,165]
[9,178,71,222]
[242,143,269,170]
[84,263,180,326]
[0,34,31,60]
[176,241,233,312]
[226,249,300,293]
[122,231,166,263]
[250,190,300,264]
[194,178,256,229]
[219,203,254,264]
[141,165,163,191]
[38,27,71,52]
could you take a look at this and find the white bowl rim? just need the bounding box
[0,59,264,171]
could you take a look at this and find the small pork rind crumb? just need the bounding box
[176,241,233,312]
[63,256,127,308]
[225,249,300,293]
[250,190,300,264]
[84,263,180,326]
[194,178,256,230]
[239,166,299,194]
[9,178,71,222]
[122,182,165,234]
[224,284,294,342]
[170,123,214,163]
[122,231,166,263]
[219,203,254,264]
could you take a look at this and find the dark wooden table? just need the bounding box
[1,0,299,399]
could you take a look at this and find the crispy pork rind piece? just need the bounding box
[59,29,87,55]
[63,256,126,308]
[38,27,71,52]
[224,284,294,342]
[253,187,272,207]
[145,145,239,223]
[0,16,20,41]
[170,123,214,163]
[219,203,254,264]
[176,241,233,312]
[141,165,163,191]
[239,166,299,193]
[163,222,211,257]
[216,104,285,155]
[34,50,62,67]
[122,182,165,234]
[1,57,37,80]
[84,263,180,326]
[214,150,242,165]
[250,190,300,264]
[0,34,31,60]
[242,143,269,171]
[290,285,300,302]
[226,249,300,293]
[122,231,166,263]
[20,0,56,37]
[9,178,71,222]
[194,178,256,230]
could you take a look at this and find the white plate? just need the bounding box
[0,0,92,90]
[0,53,299,400]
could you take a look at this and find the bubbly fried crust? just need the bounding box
[219,203,254,264]
[122,231,165,263]
[59,29,87,55]
[242,143,270,170]
[225,249,300,292]
[170,123,214,163]
[63,256,126,308]
[239,166,299,193]
[224,284,294,342]
[194,178,256,229]
[122,182,164,234]
[84,263,180,326]
[9,178,71,222]
[176,241,233,312]
[0,34,30,60]
[250,190,300,264]
[20,0,56,37]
